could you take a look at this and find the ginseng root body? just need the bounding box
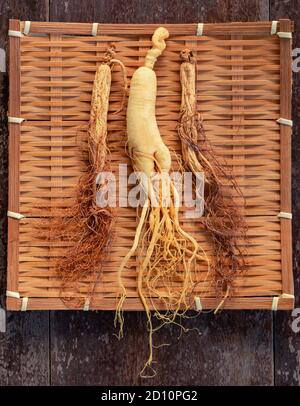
[115,29,209,377]
[51,46,126,308]
[178,49,248,305]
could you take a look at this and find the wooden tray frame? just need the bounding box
[6,19,294,311]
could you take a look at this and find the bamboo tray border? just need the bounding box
[18,20,294,36]
[6,19,294,311]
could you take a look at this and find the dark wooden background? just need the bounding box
[0,0,299,386]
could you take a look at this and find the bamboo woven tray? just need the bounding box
[7,19,294,311]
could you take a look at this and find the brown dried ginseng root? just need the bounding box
[177,49,248,308]
[50,45,127,308]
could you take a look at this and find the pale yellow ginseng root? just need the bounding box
[115,28,209,377]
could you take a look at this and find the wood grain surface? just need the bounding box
[0,0,298,386]
[0,0,49,386]
[271,0,300,386]
[0,0,49,385]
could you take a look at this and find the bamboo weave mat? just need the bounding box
[7,20,294,310]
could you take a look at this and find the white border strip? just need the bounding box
[6,290,20,299]
[277,118,293,127]
[197,23,204,36]
[8,21,31,37]
[277,32,292,39]
[23,21,31,35]
[272,293,295,311]
[194,296,202,311]
[7,211,26,220]
[92,23,98,36]
[8,30,24,38]
[278,212,292,220]
[21,297,29,311]
[83,298,90,311]
[8,116,25,124]
[271,20,278,35]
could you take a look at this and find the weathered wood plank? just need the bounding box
[271,0,300,386]
[50,0,269,23]
[0,0,49,385]
[50,312,143,385]
[0,312,49,385]
[49,0,273,386]
[143,312,273,385]
[195,0,269,22]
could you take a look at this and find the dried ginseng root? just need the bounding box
[177,49,248,307]
[51,46,127,308]
[115,29,209,377]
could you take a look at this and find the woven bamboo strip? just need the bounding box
[9,296,294,311]
[7,19,21,310]
[18,21,293,36]
[278,20,293,296]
